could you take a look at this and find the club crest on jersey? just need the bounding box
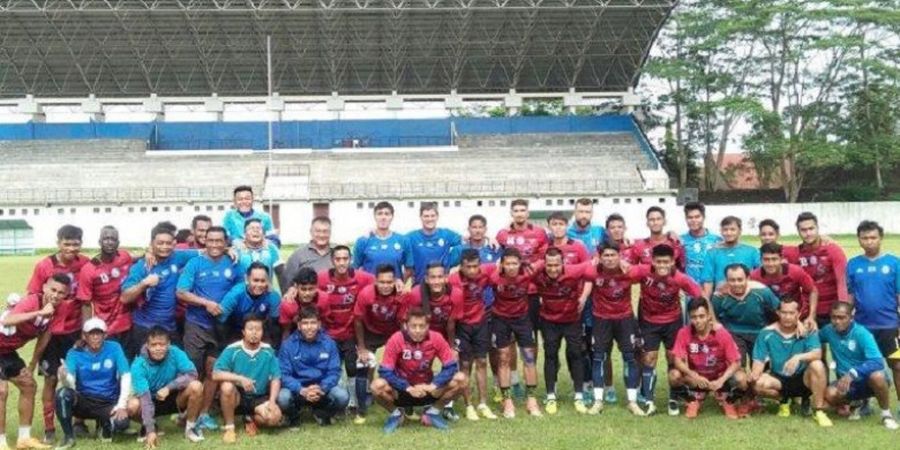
[515,236,525,245]
[847,340,857,351]
[111,268,121,278]
[170,264,178,273]
[337,286,347,294]
[394,243,402,250]
[224,268,233,278]
[438,238,445,247]
[882,265,891,275]
[693,242,702,252]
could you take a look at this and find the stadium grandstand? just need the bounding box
[0,0,677,248]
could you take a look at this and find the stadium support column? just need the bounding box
[326,92,345,119]
[386,91,404,115]
[205,94,225,121]
[445,90,464,115]
[622,88,641,114]
[82,94,105,122]
[504,89,523,116]
[563,88,583,115]
[267,93,284,122]
[143,94,165,122]
[17,95,45,123]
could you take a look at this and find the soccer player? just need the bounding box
[446,214,502,267]
[25,225,89,444]
[820,302,898,429]
[406,202,462,285]
[749,298,831,427]
[447,249,498,421]
[352,264,410,424]
[788,212,848,328]
[212,315,282,444]
[629,207,685,270]
[54,318,131,449]
[276,306,349,426]
[218,263,281,345]
[0,274,68,450]
[222,186,276,244]
[566,198,606,255]
[634,244,702,416]
[680,202,722,284]
[76,226,133,344]
[531,248,591,414]
[846,220,900,406]
[352,201,413,280]
[585,243,643,416]
[605,213,631,257]
[176,215,212,250]
[176,226,238,431]
[547,212,589,265]
[751,243,819,329]
[489,248,542,418]
[280,216,334,293]
[371,307,468,433]
[669,298,748,419]
[233,218,283,280]
[277,267,321,340]
[127,326,205,448]
[710,264,781,364]
[700,216,761,299]
[757,219,800,261]
[591,213,630,403]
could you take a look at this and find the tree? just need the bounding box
[845,82,899,191]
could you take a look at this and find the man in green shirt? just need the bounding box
[212,315,282,444]
[711,264,781,365]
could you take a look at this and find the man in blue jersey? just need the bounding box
[680,202,722,284]
[846,220,900,407]
[820,302,899,429]
[122,222,200,360]
[446,214,501,268]
[127,326,205,448]
[353,201,414,280]
[54,318,131,449]
[407,202,462,285]
[234,219,283,280]
[176,226,239,431]
[567,198,606,255]
[222,186,278,246]
[217,262,281,345]
[701,216,761,298]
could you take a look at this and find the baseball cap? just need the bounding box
[82,317,108,333]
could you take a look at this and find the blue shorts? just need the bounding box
[833,377,874,401]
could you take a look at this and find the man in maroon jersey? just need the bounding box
[788,212,848,328]
[278,268,323,340]
[447,249,498,421]
[25,225,89,444]
[757,219,800,262]
[352,264,410,424]
[76,226,133,345]
[751,243,819,329]
[546,212,589,265]
[629,207,685,271]
[584,242,644,416]
[176,215,212,250]
[371,308,468,433]
[531,248,591,415]
[669,297,748,419]
[634,244,702,416]
[0,274,69,450]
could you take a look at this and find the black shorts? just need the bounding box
[732,333,757,364]
[183,322,221,376]
[870,328,900,358]
[72,393,118,421]
[336,339,360,377]
[0,352,26,381]
[639,319,682,352]
[363,330,388,353]
[153,391,183,416]
[775,372,810,398]
[456,321,490,361]
[40,331,80,377]
[491,315,535,349]
[539,320,582,351]
[592,317,639,355]
[237,391,269,416]
[395,390,440,408]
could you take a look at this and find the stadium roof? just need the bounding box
[0,0,674,98]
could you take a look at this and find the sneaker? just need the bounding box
[667,399,680,416]
[574,399,588,414]
[313,414,333,427]
[526,398,543,417]
[15,438,51,450]
[545,399,558,415]
[353,415,367,425]
[777,403,792,418]
[222,428,236,444]
[98,424,113,443]
[847,401,863,421]
[721,402,740,420]
[72,423,90,439]
[502,398,516,419]
[477,404,498,420]
[582,389,594,405]
[587,401,604,415]
[404,407,420,421]
[441,406,460,422]
[882,416,899,430]
[41,431,55,446]
[421,411,450,431]
[512,383,526,401]
[800,396,813,417]
[465,405,480,421]
[244,420,258,437]
[185,423,205,443]
[813,410,833,427]
[382,413,404,434]
[198,413,220,431]
[604,389,618,405]
[642,401,657,416]
[627,402,646,417]
[685,401,700,419]
[858,400,872,417]
[52,437,75,450]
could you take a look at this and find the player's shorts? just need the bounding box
[775,372,811,398]
[152,391,183,416]
[236,390,269,415]
[183,322,221,376]
[363,329,388,353]
[39,331,80,377]
[491,315,535,349]
[870,328,900,359]
[456,320,490,361]
[592,317,639,355]
[334,339,360,376]
[395,391,440,408]
[639,319,682,352]
[832,377,874,401]
[539,320,581,350]
[732,333,757,364]
[70,392,117,420]
[0,352,26,380]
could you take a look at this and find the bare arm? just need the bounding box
[28,331,52,372]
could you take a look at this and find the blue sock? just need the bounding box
[641,367,656,402]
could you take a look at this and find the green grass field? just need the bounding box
[1,235,898,449]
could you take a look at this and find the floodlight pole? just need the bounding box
[266,35,273,212]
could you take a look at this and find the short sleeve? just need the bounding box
[122,262,147,291]
[267,293,281,319]
[380,334,400,369]
[213,348,234,372]
[75,264,94,302]
[671,327,690,359]
[176,258,199,293]
[804,331,822,352]
[751,332,769,363]
[130,359,150,396]
[174,348,197,374]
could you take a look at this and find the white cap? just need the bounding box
[82,317,107,333]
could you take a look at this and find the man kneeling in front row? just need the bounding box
[371,307,468,433]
